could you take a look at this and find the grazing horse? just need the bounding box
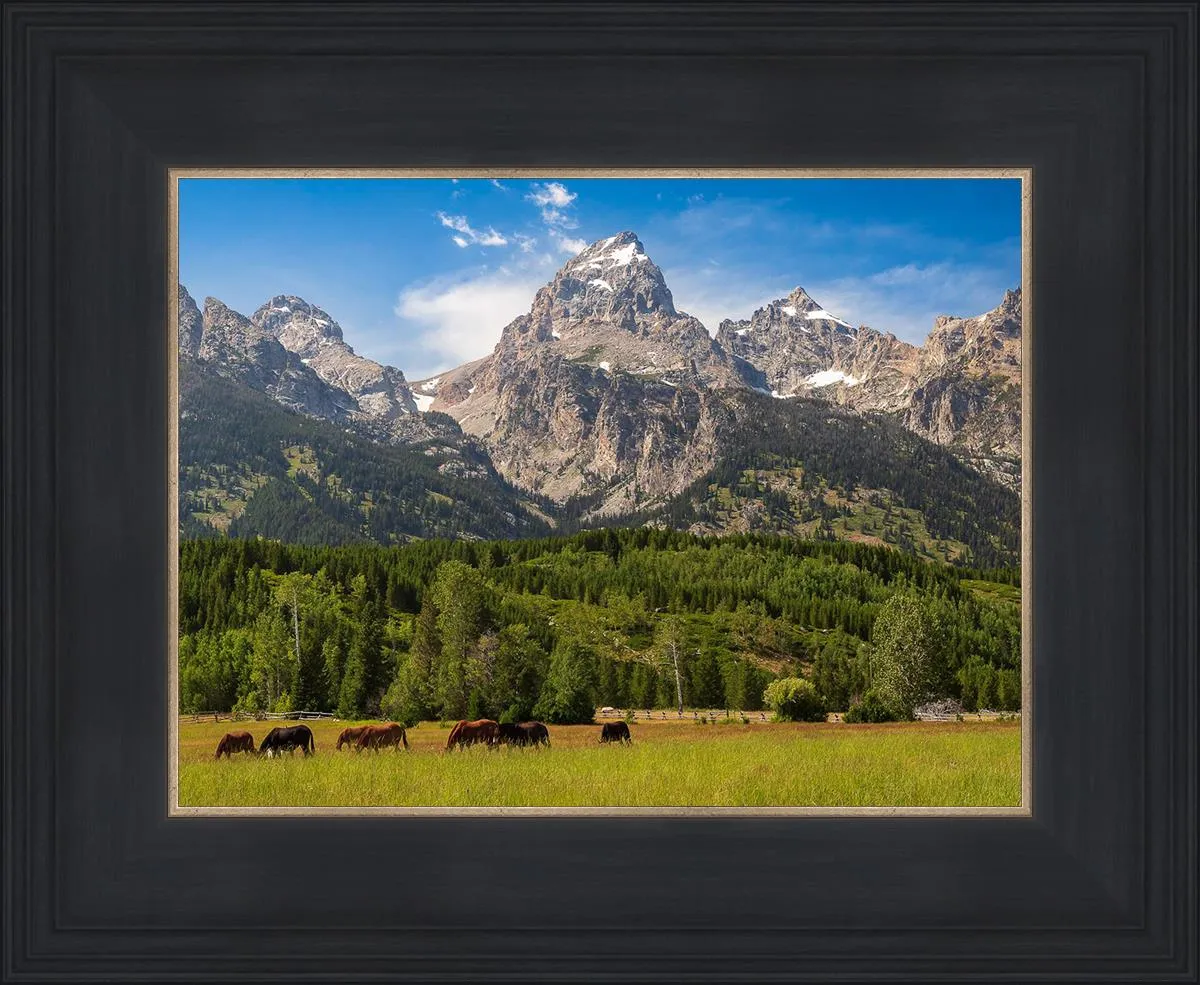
[355,723,409,752]
[336,725,371,751]
[259,723,316,757]
[446,719,498,751]
[492,721,551,749]
[214,730,256,759]
[492,722,525,747]
[518,721,550,747]
[599,721,632,744]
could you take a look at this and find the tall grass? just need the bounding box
[179,720,1020,808]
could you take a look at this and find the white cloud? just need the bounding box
[436,212,508,248]
[490,179,505,189]
[527,181,576,209]
[526,182,579,228]
[393,255,560,376]
[514,234,537,254]
[553,234,589,255]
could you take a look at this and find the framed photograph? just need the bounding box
[170,169,1029,816]
[3,1,1195,981]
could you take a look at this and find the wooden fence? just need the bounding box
[186,710,337,724]
[597,708,768,722]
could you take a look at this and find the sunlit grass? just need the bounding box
[178,717,1020,809]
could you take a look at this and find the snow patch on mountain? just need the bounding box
[806,369,860,388]
[604,242,646,267]
[806,309,852,328]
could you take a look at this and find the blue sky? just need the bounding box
[180,177,1021,379]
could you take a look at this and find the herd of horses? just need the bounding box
[213,718,633,759]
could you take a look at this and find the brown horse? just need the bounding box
[214,730,256,759]
[446,719,498,751]
[336,725,372,751]
[355,723,409,752]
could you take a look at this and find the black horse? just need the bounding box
[519,721,550,747]
[493,721,551,748]
[599,721,632,744]
[259,724,316,757]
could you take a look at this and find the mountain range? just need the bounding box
[178,231,1022,566]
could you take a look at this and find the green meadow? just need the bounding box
[178,717,1021,809]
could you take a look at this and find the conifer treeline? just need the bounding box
[179,529,1021,721]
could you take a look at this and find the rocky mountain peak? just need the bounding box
[998,286,1021,314]
[923,289,1022,371]
[530,231,677,329]
[201,296,268,350]
[715,287,866,398]
[178,285,204,356]
[251,295,344,358]
[479,231,737,391]
[243,294,419,426]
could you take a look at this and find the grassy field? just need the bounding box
[177,716,1021,809]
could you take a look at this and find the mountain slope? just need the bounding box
[626,391,1020,568]
[901,288,1022,483]
[716,285,921,407]
[418,233,745,507]
[718,285,1022,484]
[180,354,1019,565]
[250,295,422,436]
[179,360,552,544]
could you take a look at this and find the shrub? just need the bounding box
[844,689,904,723]
[763,677,827,723]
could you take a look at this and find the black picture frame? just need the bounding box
[2,2,1195,981]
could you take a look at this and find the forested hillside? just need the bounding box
[180,361,552,544]
[178,530,1021,724]
[633,392,1020,568]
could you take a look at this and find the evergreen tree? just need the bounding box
[533,639,597,724]
[430,560,490,719]
[250,608,295,711]
[350,588,387,715]
[491,623,549,722]
[336,649,366,719]
[690,646,725,709]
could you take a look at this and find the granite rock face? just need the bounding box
[421,233,745,507]
[718,285,1023,487]
[903,288,1022,463]
[716,285,922,408]
[251,295,420,432]
[192,294,357,422]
